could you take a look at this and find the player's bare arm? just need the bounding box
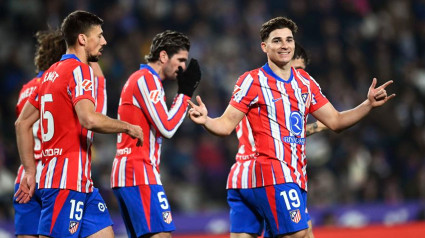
[75,99,144,146]
[305,121,328,136]
[188,95,245,136]
[312,78,395,132]
[14,102,39,203]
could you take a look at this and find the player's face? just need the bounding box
[261,28,295,66]
[163,49,188,80]
[291,58,306,69]
[85,25,107,62]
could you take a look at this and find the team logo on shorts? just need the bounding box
[69,221,79,234]
[289,209,301,223]
[162,211,173,224]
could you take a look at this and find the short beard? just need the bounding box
[88,54,99,62]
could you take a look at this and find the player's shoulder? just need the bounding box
[58,58,90,73]
[23,76,41,89]
[295,68,312,80]
[238,67,262,81]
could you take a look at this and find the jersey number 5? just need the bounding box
[40,94,54,142]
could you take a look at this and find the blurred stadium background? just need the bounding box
[1,0,425,237]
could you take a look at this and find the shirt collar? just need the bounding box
[140,64,161,79]
[262,62,293,83]
[60,54,81,62]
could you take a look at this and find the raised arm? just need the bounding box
[74,99,143,146]
[312,78,395,132]
[305,121,328,136]
[188,95,245,136]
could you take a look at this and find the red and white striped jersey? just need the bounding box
[227,64,328,190]
[28,54,99,193]
[111,64,190,187]
[15,73,43,184]
[15,74,107,185]
[94,76,107,114]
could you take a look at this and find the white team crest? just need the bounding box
[149,90,164,104]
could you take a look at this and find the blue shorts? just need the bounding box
[38,188,113,237]
[228,183,309,237]
[113,185,175,238]
[14,183,42,236]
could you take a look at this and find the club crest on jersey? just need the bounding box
[162,211,173,224]
[69,221,79,234]
[289,209,301,223]
[301,93,308,103]
[80,79,93,91]
[149,90,163,104]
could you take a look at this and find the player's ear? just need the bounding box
[159,50,168,64]
[77,34,87,46]
[261,42,267,53]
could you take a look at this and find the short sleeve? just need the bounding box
[229,71,258,114]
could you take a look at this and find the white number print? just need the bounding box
[69,199,84,221]
[280,189,301,210]
[157,191,169,210]
[40,94,54,142]
[32,119,41,150]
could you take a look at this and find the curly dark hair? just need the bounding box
[34,30,66,73]
[260,17,298,42]
[144,30,190,63]
[61,10,103,47]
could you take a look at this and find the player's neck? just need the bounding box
[268,60,292,80]
[66,48,88,65]
[147,62,165,80]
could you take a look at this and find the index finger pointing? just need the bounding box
[377,80,394,90]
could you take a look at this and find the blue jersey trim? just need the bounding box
[60,54,81,62]
[262,63,293,83]
[36,71,44,78]
[140,64,161,79]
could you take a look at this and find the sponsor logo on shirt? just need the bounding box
[98,202,106,212]
[272,97,282,103]
[69,221,79,234]
[81,79,93,91]
[42,148,63,157]
[289,111,303,136]
[116,147,131,156]
[149,89,163,104]
[283,136,305,145]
